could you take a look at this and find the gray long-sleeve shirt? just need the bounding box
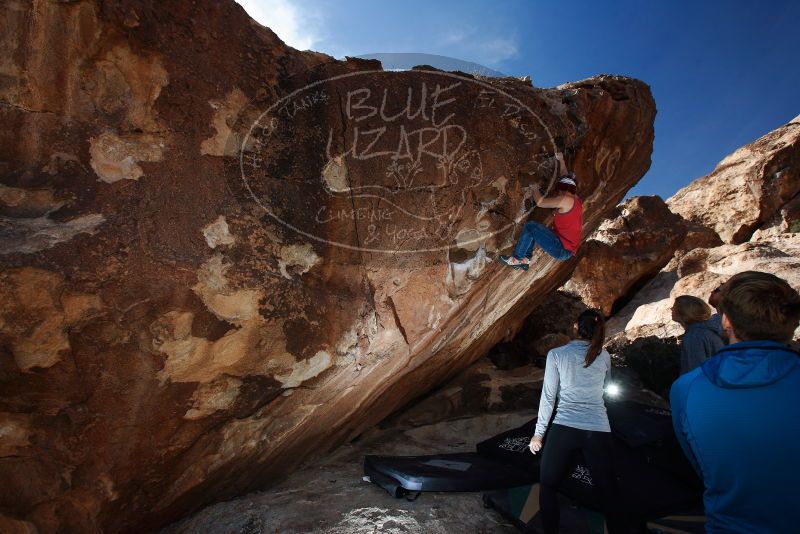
[534,340,611,437]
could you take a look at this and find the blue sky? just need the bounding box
[236,0,800,199]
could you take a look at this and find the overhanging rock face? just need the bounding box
[0,1,655,531]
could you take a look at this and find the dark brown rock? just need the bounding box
[563,195,687,315]
[606,336,681,400]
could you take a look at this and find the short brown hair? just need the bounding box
[708,283,725,309]
[673,295,712,325]
[720,271,800,342]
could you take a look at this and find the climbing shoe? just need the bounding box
[499,255,529,271]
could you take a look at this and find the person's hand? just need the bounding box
[554,152,568,176]
[529,435,543,454]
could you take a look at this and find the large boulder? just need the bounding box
[0,1,655,531]
[607,238,800,341]
[607,116,800,341]
[563,195,688,315]
[666,116,800,244]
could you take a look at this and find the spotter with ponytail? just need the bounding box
[528,308,624,533]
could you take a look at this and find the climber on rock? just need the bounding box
[499,152,582,271]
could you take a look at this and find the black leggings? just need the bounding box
[539,424,622,534]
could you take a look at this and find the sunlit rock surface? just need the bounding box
[667,116,800,245]
[607,116,800,341]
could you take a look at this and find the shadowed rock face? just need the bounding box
[0,1,655,532]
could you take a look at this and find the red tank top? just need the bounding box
[553,196,582,253]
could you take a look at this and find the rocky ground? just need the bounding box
[162,410,533,534]
[161,352,668,534]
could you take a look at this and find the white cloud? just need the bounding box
[236,0,322,51]
[440,29,469,46]
[481,36,518,62]
[436,27,519,66]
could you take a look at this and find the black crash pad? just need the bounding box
[363,452,536,496]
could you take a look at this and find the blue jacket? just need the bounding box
[670,340,800,533]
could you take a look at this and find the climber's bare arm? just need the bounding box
[531,152,573,209]
[528,152,572,209]
[533,190,571,210]
[556,152,568,176]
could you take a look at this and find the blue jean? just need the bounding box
[513,221,573,261]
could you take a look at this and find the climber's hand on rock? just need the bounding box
[529,435,543,454]
[554,152,568,176]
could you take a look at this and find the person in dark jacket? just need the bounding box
[707,282,726,338]
[670,271,800,534]
[671,295,725,374]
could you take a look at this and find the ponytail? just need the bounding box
[577,309,605,368]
